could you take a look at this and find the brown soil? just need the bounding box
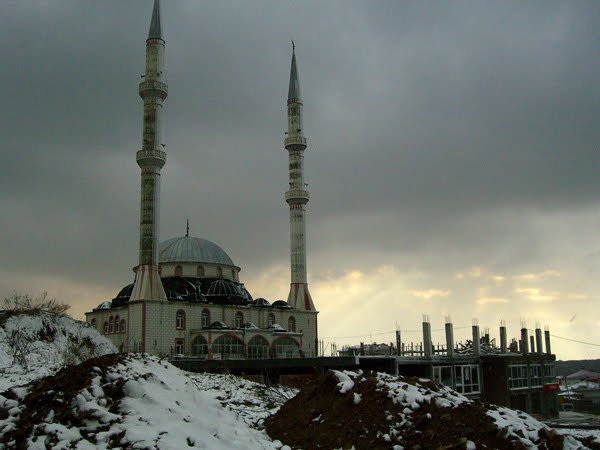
[265,371,571,450]
[1,353,126,449]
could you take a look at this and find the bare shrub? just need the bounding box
[2,291,70,318]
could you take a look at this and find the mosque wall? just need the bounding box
[158,262,240,282]
[86,302,318,357]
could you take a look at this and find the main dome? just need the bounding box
[159,236,235,266]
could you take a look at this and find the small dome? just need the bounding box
[251,298,271,307]
[207,279,243,297]
[159,236,235,266]
[209,321,228,329]
[272,300,291,308]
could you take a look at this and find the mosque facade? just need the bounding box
[85,0,318,359]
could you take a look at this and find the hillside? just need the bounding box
[555,360,600,378]
[0,311,116,391]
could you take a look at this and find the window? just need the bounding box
[543,364,555,384]
[103,321,109,334]
[234,312,244,329]
[201,309,210,328]
[192,336,208,357]
[268,313,276,328]
[120,319,126,333]
[248,336,269,359]
[109,316,114,334]
[175,265,183,277]
[454,365,480,394]
[216,267,223,278]
[197,265,205,277]
[288,317,296,332]
[212,335,245,359]
[231,269,236,279]
[91,318,97,328]
[271,337,301,358]
[114,316,120,333]
[176,310,186,330]
[433,366,453,387]
[509,364,529,389]
[530,364,542,387]
[174,339,184,355]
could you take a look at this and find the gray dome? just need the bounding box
[207,279,243,297]
[159,236,235,266]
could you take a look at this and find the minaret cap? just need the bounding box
[288,43,301,100]
[147,0,163,41]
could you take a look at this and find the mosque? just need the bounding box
[85,0,318,359]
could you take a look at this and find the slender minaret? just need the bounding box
[285,44,315,311]
[130,0,168,302]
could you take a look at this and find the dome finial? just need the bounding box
[186,218,189,237]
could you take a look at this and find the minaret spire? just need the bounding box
[147,0,162,41]
[130,0,168,303]
[284,45,315,311]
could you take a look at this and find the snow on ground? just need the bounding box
[557,428,600,445]
[188,372,297,429]
[0,312,115,391]
[0,355,291,449]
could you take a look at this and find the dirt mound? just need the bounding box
[266,370,587,450]
[0,353,126,449]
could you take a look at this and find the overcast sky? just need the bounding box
[1,0,599,359]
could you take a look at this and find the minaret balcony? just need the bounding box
[136,149,166,167]
[284,136,307,148]
[139,80,168,99]
[285,189,310,203]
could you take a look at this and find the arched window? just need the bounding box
[272,337,301,358]
[201,309,210,328]
[109,316,114,334]
[248,335,269,359]
[120,319,126,333]
[216,267,223,278]
[197,265,205,277]
[175,265,183,277]
[192,335,209,357]
[114,315,120,333]
[103,321,109,334]
[268,313,276,328]
[231,268,236,279]
[288,316,296,333]
[176,310,186,330]
[212,335,245,360]
[91,318,97,328]
[234,311,244,329]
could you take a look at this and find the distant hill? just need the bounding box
[555,359,600,377]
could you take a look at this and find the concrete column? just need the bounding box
[521,328,529,354]
[544,328,552,355]
[472,325,481,356]
[530,335,535,354]
[500,324,507,353]
[396,330,402,356]
[535,328,543,354]
[445,322,454,357]
[423,319,432,358]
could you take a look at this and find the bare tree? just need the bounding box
[2,291,70,316]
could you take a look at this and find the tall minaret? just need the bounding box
[285,44,316,311]
[130,0,168,302]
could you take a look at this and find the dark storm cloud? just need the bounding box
[1,1,599,303]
